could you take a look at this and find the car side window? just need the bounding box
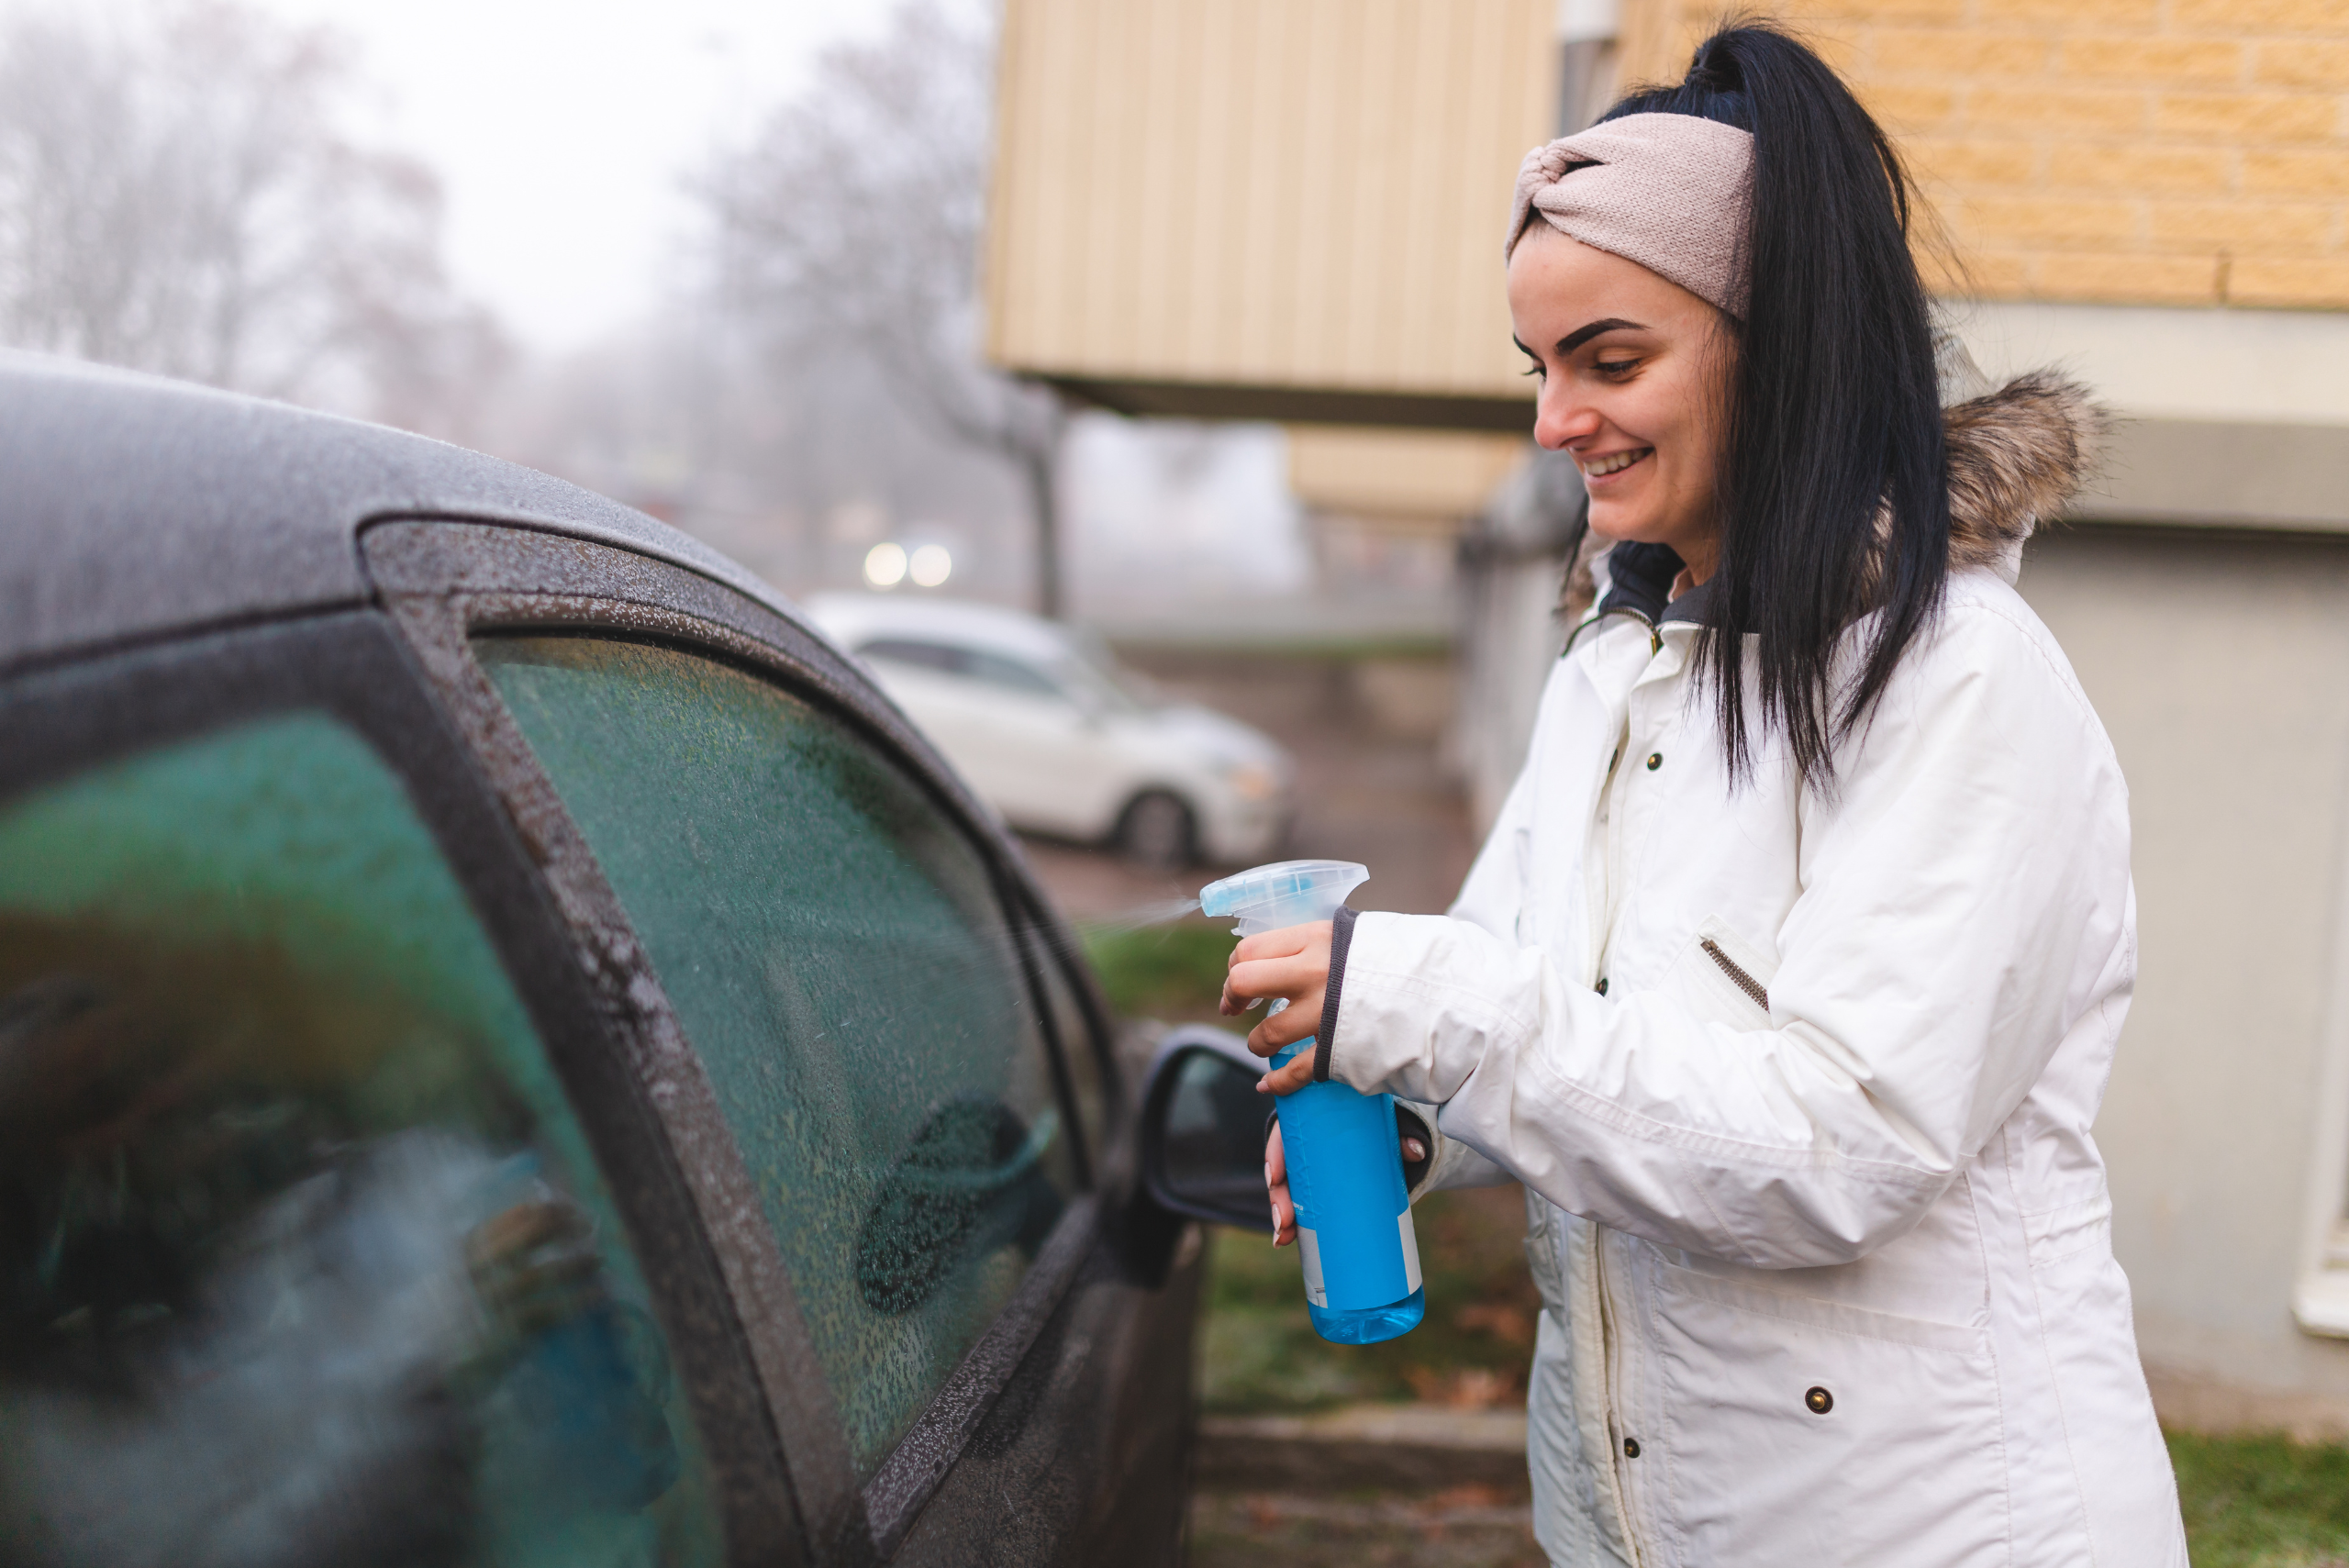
[0,711,721,1568]
[1025,925,1111,1160]
[474,636,1080,1477]
[859,637,963,676]
[962,650,1063,701]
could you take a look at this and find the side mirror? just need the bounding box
[1138,1025,1276,1233]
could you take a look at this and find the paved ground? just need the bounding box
[1019,650,1478,925]
[1188,1488,1542,1568]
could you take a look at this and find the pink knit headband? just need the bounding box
[1505,113,1755,317]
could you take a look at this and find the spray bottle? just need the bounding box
[1199,860,1424,1345]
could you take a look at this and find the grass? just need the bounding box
[1080,917,1234,1025]
[1199,1186,1542,1414]
[2169,1430,2349,1566]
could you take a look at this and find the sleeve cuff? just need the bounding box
[1315,905,1358,1083]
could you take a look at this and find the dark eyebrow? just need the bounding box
[1558,317,1644,353]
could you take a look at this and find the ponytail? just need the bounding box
[1606,24,1948,787]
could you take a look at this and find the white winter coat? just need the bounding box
[1327,377,2188,1566]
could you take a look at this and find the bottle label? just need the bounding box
[1297,1227,1327,1307]
[1400,1208,1423,1294]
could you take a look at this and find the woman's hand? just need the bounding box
[1264,1119,1431,1249]
[1221,919,1332,1095]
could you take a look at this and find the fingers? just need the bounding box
[1253,1048,1316,1097]
[1244,997,1322,1060]
[1222,922,1331,1018]
[1223,957,1329,1032]
[1401,1135,1428,1163]
[1230,921,1325,965]
[1264,1123,1296,1246]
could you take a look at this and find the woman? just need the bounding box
[1227,25,2188,1567]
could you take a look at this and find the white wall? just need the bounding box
[2021,528,2349,1429]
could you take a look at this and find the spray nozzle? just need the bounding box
[1197,860,1369,938]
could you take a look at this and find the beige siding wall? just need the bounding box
[1286,428,1529,519]
[1619,0,2349,309]
[986,0,1557,397]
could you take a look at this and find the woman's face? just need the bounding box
[1507,226,1732,578]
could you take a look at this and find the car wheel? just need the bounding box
[1118,790,1196,869]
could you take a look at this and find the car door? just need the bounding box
[367,522,1201,1564]
[0,611,796,1567]
[954,649,1140,840]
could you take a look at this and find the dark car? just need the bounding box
[0,354,1278,1567]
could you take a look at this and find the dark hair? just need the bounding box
[1604,23,1948,787]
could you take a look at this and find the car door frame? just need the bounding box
[0,606,807,1567]
[361,517,1148,1560]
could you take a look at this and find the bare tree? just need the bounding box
[702,0,1070,617]
[0,0,507,438]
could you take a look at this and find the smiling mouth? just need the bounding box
[1580,448,1653,479]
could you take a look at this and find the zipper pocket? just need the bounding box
[1700,939,1769,1012]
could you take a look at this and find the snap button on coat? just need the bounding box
[1806,1386,1833,1415]
[1622,1438,1641,1458]
[1644,752,1663,771]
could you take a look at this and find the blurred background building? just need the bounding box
[985,0,2349,1435]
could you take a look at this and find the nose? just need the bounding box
[1533,380,1600,451]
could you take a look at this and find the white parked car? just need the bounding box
[806,595,1293,865]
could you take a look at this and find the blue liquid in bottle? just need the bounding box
[1273,1041,1424,1343]
[1204,860,1425,1345]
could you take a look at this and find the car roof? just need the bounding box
[0,351,798,673]
[801,592,1079,664]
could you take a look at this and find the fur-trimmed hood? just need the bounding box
[1564,365,2107,620]
[1942,369,2104,580]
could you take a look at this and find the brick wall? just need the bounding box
[1616,0,2349,309]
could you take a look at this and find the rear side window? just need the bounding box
[961,651,1062,700]
[0,712,720,1567]
[860,638,1063,702]
[476,637,1078,1476]
[859,637,963,676]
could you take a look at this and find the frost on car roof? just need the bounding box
[0,352,790,672]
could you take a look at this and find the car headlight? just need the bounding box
[1217,761,1285,802]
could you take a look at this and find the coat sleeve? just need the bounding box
[1404,714,1542,1195]
[1325,604,2134,1268]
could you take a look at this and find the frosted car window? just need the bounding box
[0,712,719,1568]
[1029,929,1109,1162]
[475,637,1075,1477]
